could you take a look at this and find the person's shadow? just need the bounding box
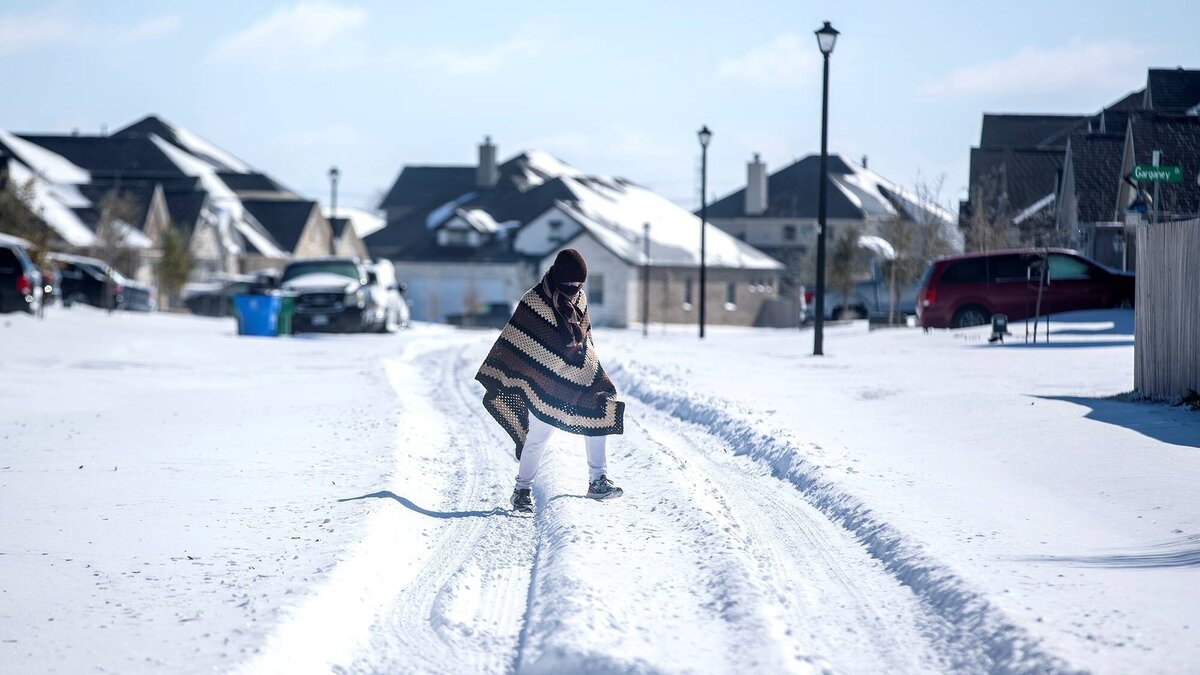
[339,491,510,519]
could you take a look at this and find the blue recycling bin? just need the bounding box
[232,294,282,337]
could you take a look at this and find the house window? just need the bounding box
[725,282,737,310]
[683,278,693,310]
[548,219,563,245]
[442,229,470,246]
[783,224,797,242]
[589,274,605,305]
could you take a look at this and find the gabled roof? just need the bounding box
[706,154,863,220]
[704,153,954,228]
[16,134,184,177]
[241,199,318,254]
[369,150,781,270]
[1145,68,1200,113]
[217,171,292,196]
[329,217,353,240]
[1064,132,1124,223]
[979,114,1090,150]
[164,191,208,233]
[1096,89,1145,136]
[377,165,476,211]
[968,147,1064,215]
[115,115,253,173]
[1127,114,1200,217]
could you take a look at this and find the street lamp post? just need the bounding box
[329,166,341,223]
[812,21,839,356]
[697,125,712,339]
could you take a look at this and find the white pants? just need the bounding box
[515,414,607,490]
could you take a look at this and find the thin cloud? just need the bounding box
[114,15,183,47]
[924,38,1154,97]
[208,1,368,68]
[717,34,820,87]
[415,20,554,75]
[0,6,178,55]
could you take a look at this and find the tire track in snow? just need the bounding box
[630,406,959,673]
[234,337,539,675]
[610,359,1082,675]
[345,342,539,675]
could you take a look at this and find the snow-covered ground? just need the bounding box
[1,307,1196,674]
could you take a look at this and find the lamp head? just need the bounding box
[697,125,713,149]
[815,21,839,56]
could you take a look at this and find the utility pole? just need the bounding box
[643,223,651,337]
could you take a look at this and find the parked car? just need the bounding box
[915,248,1135,329]
[804,260,919,322]
[51,253,155,311]
[0,235,43,314]
[364,259,410,332]
[111,268,155,311]
[279,256,381,333]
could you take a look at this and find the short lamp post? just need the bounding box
[328,166,341,222]
[697,125,712,339]
[812,21,839,356]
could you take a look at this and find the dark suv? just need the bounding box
[279,257,379,333]
[916,248,1135,328]
[0,236,43,314]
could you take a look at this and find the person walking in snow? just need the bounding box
[475,248,625,513]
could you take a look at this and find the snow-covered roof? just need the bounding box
[0,232,32,248]
[857,235,896,260]
[3,159,96,247]
[426,192,478,229]
[1012,192,1056,225]
[117,115,253,174]
[322,206,385,238]
[556,175,782,270]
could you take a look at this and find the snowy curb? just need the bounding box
[610,359,1083,675]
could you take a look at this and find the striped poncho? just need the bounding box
[475,282,625,459]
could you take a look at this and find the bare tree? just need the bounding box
[878,174,958,322]
[91,191,142,277]
[156,220,194,311]
[963,168,1015,252]
[0,176,57,267]
[828,222,864,318]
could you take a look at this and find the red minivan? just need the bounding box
[915,248,1135,328]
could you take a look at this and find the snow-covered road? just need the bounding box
[3,308,1196,674]
[242,339,972,674]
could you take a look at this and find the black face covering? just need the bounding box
[555,279,583,298]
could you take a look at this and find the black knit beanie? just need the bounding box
[550,249,588,284]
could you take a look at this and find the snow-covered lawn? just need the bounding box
[1,307,1196,674]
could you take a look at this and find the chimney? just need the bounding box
[477,136,499,188]
[745,153,768,215]
[861,155,868,169]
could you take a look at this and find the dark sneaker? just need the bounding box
[587,475,624,500]
[511,488,533,514]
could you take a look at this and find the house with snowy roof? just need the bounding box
[0,115,381,302]
[369,138,784,327]
[703,153,957,295]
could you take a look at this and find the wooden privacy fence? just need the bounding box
[1135,217,1200,398]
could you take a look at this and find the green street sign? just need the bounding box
[1132,165,1183,183]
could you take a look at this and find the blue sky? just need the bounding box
[2,0,1198,212]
